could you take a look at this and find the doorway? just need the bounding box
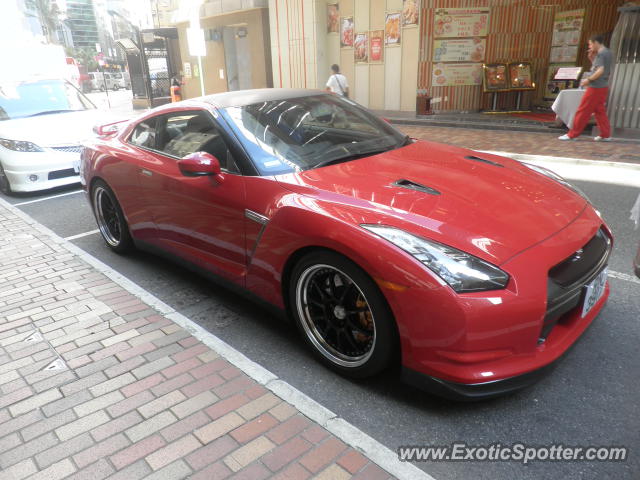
[223,25,253,91]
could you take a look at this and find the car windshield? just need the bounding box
[220,94,406,175]
[0,79,95,121]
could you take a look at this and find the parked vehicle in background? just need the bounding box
[89,72,119,91]
[0,78,109,194]
[634,242,640,278]
[112,71,131,90]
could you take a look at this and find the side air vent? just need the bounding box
[392,179,441,195]
[464,155,504,167]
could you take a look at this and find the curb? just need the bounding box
[0,196,435,480]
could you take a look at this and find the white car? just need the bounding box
[0,78,109,194]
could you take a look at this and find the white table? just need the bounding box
[551,88,585,129]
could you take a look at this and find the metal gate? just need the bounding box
[608,5,640,137]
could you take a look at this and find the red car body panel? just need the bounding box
[82,96,612,397]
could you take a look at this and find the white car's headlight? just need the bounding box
[0,138,44,152]
[522,162,591,203]
[362,225,510,293]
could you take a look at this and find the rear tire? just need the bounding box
[289,250,398,379]
[91,180,133,253]
[0,163,12,195]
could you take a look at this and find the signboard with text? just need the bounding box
[433,38,486,62]
[434,8,490,38]
[433,63,483,86]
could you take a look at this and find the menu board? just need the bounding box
[354,33,368,63]
[433,38,486,62]
[550,45,579,63]
[543,63,576,100]
[483,63,508,91]
[509,62,535,90]
[433,63,483,86]
[549,9,584,63]
[434,8,490,38]
[369,30,384,62]
[552,9,584,46]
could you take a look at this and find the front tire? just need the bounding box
[0,163,12,195]
[289,250,398,378]
[91,180,133,253]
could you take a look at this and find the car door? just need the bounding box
[135,108,248,285]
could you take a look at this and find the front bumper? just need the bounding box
[382,206,612,398]
[0,147,81,192]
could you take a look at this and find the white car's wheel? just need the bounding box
[0,163,12,195]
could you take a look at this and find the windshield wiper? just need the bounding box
[310,148,390,170]
[27,109,81,117]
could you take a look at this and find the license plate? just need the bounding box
[72,159,80,173]
[581,268,608,318]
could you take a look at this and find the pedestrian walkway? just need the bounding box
[0,200,422,479]
[397,125,640,165]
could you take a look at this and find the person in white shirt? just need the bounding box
[325,64,349,97]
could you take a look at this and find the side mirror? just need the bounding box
[178,152,223,182]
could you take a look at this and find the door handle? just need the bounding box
[141,169,152,176]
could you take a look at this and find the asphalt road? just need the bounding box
[2,173,639,480]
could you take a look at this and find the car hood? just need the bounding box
[0,110,111,147]
[275,141,587,265]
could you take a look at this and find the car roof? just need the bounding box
[194,88,327,109]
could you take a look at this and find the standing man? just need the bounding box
[326,64,349,98]
[559,34,613,142]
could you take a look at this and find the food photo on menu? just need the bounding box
[327,4,339,33]
[354,33,368,62]
[402,0,419,26]
[341,16,354,47]
[385,12,401,45]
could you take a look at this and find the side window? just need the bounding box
[156,111,239,173]
[129,117,157,149]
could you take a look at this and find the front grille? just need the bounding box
[540,227,611,342]
[50,145,83,153]
[48,168,78,180]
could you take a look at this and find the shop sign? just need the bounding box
[433,38,486,62]
[434,8,490,38]
[370,30,384,62]
[433,62,483,87]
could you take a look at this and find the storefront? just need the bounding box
[268,0,626,113]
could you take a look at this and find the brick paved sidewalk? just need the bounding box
[399,125,640,166]
[0,203,415,479]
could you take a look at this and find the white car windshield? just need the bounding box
[0,79,95,121]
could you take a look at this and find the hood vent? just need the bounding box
[465,155,504,168]
[392,179,441,195]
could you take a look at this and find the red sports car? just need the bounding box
[81,89,612,400]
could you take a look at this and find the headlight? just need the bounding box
[522,162,590,203]
[361,225,509,293]
[0,138,44,152]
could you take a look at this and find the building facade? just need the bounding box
[65,0,100,47]
[268,0,625,113]
[174,0,273,99]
